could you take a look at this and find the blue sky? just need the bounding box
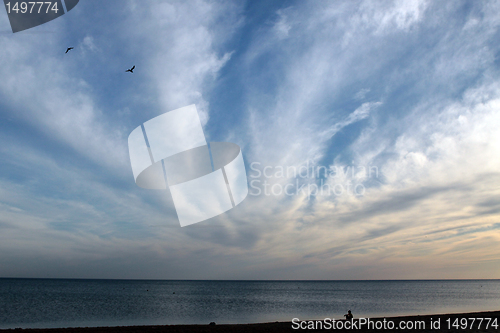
[0,0,500,279]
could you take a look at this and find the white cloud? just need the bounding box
[122,0,241,125]
[81,35,97,53]
[0,32,128,171]
[225,0,500,278]
[274,9,292,39]
[0,0,246,277]
[355,88,370,100]
[1,0,500,279]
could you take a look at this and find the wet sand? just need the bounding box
[1,310,499,332]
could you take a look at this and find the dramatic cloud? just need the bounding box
[0,0,499,279]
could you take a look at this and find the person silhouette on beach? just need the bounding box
[344,310,353,320]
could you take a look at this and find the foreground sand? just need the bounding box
[1,310,499,332]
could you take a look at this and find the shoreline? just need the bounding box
[1,310,499,332]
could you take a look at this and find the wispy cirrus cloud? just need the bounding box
[0,0,499,279]
[214,0,500,278]
[0,0,245,278]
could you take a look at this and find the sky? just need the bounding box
[0,0,499,280]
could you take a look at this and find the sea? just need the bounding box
[0,279,499,329]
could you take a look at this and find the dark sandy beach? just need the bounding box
[1,310,499,333]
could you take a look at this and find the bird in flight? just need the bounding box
[65,47,74,54]
[126,65,135,73]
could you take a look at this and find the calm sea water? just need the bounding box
[0,279,499,329]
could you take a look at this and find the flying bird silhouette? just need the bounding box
[126,65,135,73]
[65,47,74,54]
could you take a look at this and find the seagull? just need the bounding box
[126,65,135,73]
[65,47,74,54]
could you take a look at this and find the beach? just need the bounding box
[2,310,498,333]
